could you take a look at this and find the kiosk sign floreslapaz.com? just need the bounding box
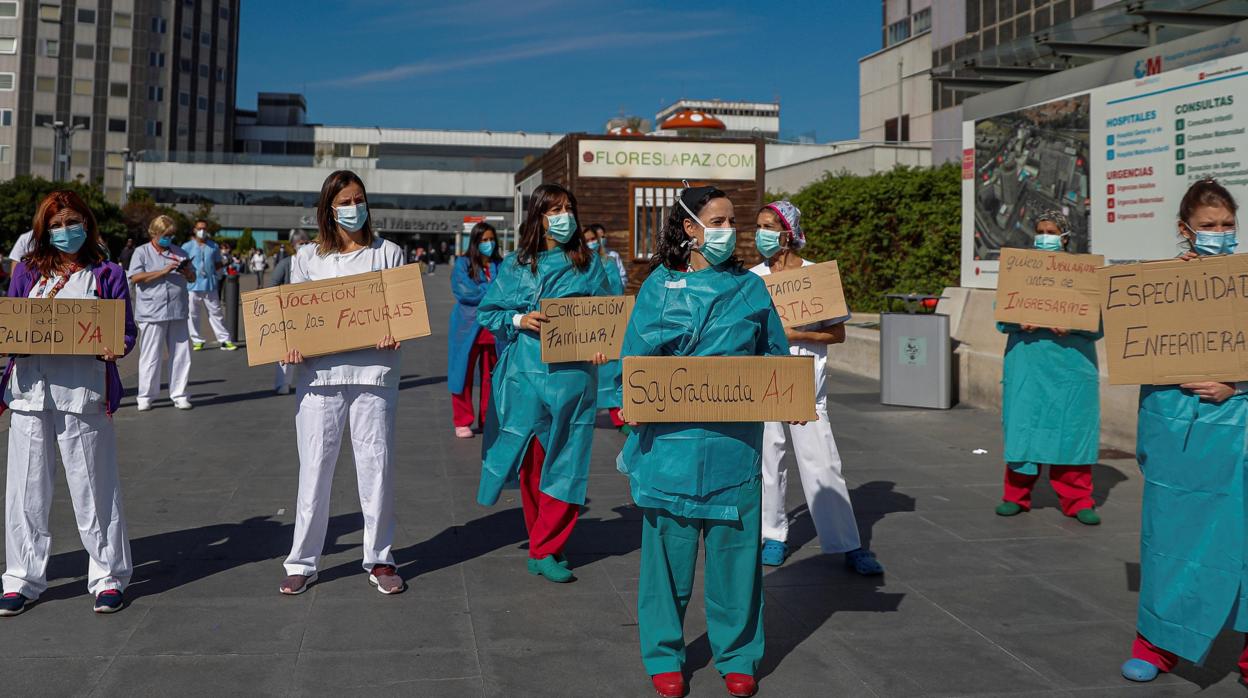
[960,46,1248,288]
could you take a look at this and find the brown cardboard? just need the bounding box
[994,248,1105,332]
[1098,255,1248,385]
[540,295,634,363]
[620,356,817,422]
[240,264,431,367]
[763,261,850,328]
[0,298,125,355]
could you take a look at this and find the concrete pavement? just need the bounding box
[0,270,1242,696]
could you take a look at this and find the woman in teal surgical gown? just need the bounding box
[1122,178,1248,683]
[617,185,789,698]
[477,184,608,584]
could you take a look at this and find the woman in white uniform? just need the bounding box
[278,170,407,597]
[127,215,196,411]
[0,190,137,617]
[749,201,883,575]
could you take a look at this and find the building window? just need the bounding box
[219,6,229,19]
[149,51,165,67]
[885,115,911,143]
[887,18,911,46]
[0,36,14,54]
[0,109,11,126]
[198,64,208,78]
[107,118,126,133]
[111,47,130,63]
[76,8,95,23]
[73,78,92,96]
[0,2,17,19]
[34,75,54,92]
[0,145,9,164]
[71,115,89,129]
[113,11,131,28]
[216,67,225,81]
[150,16,166,33]
[215,101,224,113]
[39,38,58,57]
[34,113,53,127]
[200,31,210,46]
[631,185,676,260]
[179,58,191,72]
[109,82,128,98]
[197,95,207,110]
[146,120,163,137]
[913,7,931,34]
[75,43,94,60]
[148,85,164,102]
[180,25,192,40]
[178,92,189,106]
[38,3,59,22]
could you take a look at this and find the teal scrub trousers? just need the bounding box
[638,478,765,677]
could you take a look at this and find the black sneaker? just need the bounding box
[93,589,124,614]
[0,592,30,617]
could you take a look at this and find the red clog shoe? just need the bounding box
[724,673,757,697]
[651,671,686,698]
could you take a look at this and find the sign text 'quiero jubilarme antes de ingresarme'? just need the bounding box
[994,248,1105,332]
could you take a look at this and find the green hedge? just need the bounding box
[775,163,960,313]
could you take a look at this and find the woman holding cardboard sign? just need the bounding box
[1123,178,1248,683]
[278,170,407,597]
[995,210,1103,526]
[616,185,789,698]
[476,184,608,584]
[0,190,137,617]
[748,200,883,575]
[448,221,502,439]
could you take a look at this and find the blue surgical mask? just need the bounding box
[696,225,737,266]
[1034,234,1064,252]
[335,203,368,233]
[756,230,783,258]
[587,240,600,251]
[157,235,173,248]
[478,240,496,257]
[50,223,87,254]
[1191,226,1239,256]
[546,212,576,243]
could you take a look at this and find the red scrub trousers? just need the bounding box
[519,439,579,559]
[451,329,496,429]
[1133,633,1248,677]
[1001,465,1094,515]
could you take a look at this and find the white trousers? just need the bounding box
[137,320,191,401]
[187,290,232,344]
[4,410,132,597]
[284,385,397,575]
[761,406,861,553]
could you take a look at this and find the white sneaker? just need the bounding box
[136,399,152,412]
[173,398,193,410]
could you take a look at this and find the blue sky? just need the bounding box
[236,1,882,142]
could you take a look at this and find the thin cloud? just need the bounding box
[318,28,731,88]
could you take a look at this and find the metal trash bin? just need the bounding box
[880,293,953,409]
[222,275,241,343]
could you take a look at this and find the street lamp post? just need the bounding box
[41,120,86,182]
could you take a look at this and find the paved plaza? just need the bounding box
[0,277,1243,697]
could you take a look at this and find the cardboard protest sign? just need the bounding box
[763,261,850,328]
[241,264,431,367]
[0,298,125,355]
[1098,255,1248,385]
[621,356,816,422]
[540,295,634,363]
[994,248,1104,331]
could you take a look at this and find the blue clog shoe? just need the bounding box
[1121,658,1160,682]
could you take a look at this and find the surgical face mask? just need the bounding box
[157,235,173,248]
[50,223,87,254]
[195,228,207,239]
[756,230,783,258]
[587,240,600,251]
[692,223,737,266]
[546,212,576,243]
[1033,234,1064,252]
[335,203,368,233]
[478,240,496,257]
[1188,223,1239,256]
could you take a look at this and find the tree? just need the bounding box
[234,228,256,254]
[775,164,961,313]
[0,175,126,255]
[122,189,192,243]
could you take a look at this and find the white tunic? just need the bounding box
[128,242,190,322]
[290,238,406,389]
[6,268,108,414]
[749,259,851,401]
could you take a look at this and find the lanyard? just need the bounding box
[152,241,181,265]
[35,264,99,299]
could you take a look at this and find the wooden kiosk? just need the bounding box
[514,134,766,290]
